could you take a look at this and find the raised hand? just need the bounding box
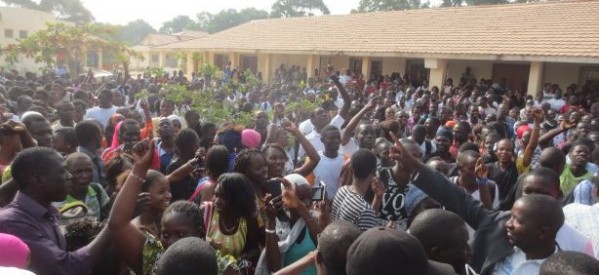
[532,108,544,124]
[365,95,382,111]
[281,120,299,134]
[370,177,385,199]
[474,158,489,180]
[131,139,155,170]
[388,131,419,171]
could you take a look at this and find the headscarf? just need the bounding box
[109,121,124,151]
[436,126,453,141]
[0,233,30,268]
[241,129,261,149]
[167,114,187,129]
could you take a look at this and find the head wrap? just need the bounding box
[241,129,262,149]
[0,233,30,268]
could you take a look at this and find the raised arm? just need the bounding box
[341,96,379,146]
[331,75,352,120]
[538,118,576,146]
[521,109,543,168]
[475,158,493,210]
[389,132,492,230]
[285,121,321,176]
[107,140,154,274]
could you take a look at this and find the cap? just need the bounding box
[347,226,457,275]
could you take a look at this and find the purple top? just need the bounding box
[0,192,91,275]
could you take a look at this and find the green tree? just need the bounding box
[1,0,94,22]
[119,19,156,45]
[196,8,269,33]
[270,0,330,18]
[0,23,138,75]
[357,0,428,12]
[159,15,200,34]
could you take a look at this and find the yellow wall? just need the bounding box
[446,60,494,83]
[382,57,406,75]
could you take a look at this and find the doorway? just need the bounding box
[491,63,530,92]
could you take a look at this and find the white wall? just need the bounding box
[0,7,67,73]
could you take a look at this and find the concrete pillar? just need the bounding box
[306,55,319,80]
[259,54,272,83]
[97,49,103,70]
[81,48,88,69]
[207,52,215,66]
[425,58,448,88]
[158,51,165,68]
[186,52,194,78]
[229,52,239,69]
[527,61,544,96]
[361,56,371,79]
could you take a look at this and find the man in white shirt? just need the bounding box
[84,89,117,128]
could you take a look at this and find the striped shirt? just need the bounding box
[331,186,382,231]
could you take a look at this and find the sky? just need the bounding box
[80,0,363,30]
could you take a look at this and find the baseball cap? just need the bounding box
[346,226,456,275]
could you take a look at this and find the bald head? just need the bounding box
[539,147,565,174]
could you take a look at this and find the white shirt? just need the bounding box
[563,203,599,258]
[556,223,595,256]
[492,246,557,275]
[297,114,345,158]
[313,151,345,200]
[84,105,117,128]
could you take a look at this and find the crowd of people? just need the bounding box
[0,64,598,275]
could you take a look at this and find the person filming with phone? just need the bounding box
[257,173,327,275]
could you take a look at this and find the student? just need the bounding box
[53,153,109,223]
[156,237,217,275]
[346,226,455,275]
[272,220,362,275]
[0,147,111,275]
[539,251,599,275]
[76,120,104,186]
[331,149,383,231]
[108,140,173,275]
[390,136,569,274]
[312,126,345,199]
[409,209,472,274]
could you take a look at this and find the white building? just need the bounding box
[0,6,68,72]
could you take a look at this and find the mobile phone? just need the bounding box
[265,179,288,221]
[311,181,326,201]
[265,179,283,198]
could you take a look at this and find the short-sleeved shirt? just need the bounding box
[331,186,382,231]
[560,164,593,195]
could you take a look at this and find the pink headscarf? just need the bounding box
[0,233,30,268]
[109,121,124,151]
[241,129,262,149]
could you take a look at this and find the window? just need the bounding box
[4,29,13,38]
[579,66,599,87]
[151,54,159,63]
[19,30,27,39]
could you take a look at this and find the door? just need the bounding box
[370,60,383,80]
[240,55,258,74]
[492,63,530,92]
[406,59,429,85]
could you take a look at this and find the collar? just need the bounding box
[513,244,560,261]
[13,192,59,221]
[78,146,100,159]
